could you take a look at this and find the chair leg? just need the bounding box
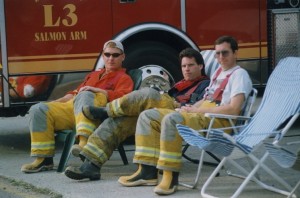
[288,180,300,198]
[230,153,295,198]
[182,144,220,166]
[201,157,227,197]
[57,131,76,173]
[180,149,206,189]
[182,144,200,164]
[118,143,128,165]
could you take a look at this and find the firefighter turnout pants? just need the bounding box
[132,101,231,172]
[81,116,138,167]
[29,91,107,157]
[107,87,175,117]
[80,87,176,166]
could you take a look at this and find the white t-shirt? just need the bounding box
[205,65,252,106]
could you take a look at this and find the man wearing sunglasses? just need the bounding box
[64,48,210,181]
[21,40,134,173]
[116,35,252,196]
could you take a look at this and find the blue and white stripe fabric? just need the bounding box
[201,50,220,78]
[177,124,251,156]
[177,57,300,158]
[264,142,300,170]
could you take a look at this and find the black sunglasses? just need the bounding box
[215,50,230,58]
[103,52,122,58]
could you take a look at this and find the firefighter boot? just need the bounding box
[154,170,179,195]
[118,164,158,187]
[21,157,54,173]
[82,105,108,121]
[64,159,101,181]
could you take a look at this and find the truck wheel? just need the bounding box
[123,41,182,82]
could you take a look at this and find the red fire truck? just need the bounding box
[0,0,299,116]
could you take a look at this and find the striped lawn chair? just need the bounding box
[201,50,220,78]
[176,57,300,198]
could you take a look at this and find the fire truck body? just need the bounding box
[0,0,299,116]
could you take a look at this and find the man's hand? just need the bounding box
[79,86,97,92]
[176,104,200,113]
[79,86,108,97]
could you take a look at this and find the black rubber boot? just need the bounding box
[65,159,101,181]
[82,105,108,121]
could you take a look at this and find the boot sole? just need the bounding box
[154,185,178,195]
[64,169,100,181]
[21,164,54,173]
[118,178,158,187]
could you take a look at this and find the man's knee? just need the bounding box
[75,91,95,103]
[161,112,184,137]
[29,102,48,116]
[29,103,49,131]
[136,109,161,135]
[127,87,161,102]
[139,109,160,121]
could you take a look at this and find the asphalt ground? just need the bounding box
[0,97,300,198]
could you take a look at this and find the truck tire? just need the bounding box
[123,41,182,82]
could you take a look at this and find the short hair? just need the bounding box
[179,48,206,75]
[215,35,238,52]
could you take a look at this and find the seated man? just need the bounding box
[64,48,210,181]
[118,35,253,195]
[21,40,134,173]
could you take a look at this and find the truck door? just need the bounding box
[4,0,113,75]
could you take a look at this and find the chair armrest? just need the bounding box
[203,113,251,135]
[204,113,251,121]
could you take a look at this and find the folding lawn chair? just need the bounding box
[177,57,300,197]
[180,87,257,189]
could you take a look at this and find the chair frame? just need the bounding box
[180,88,257,189]
[263,112,300,198]
[201,112,300,198]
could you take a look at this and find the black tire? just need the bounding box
[123,41,182,82]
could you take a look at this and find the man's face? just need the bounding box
[181,57,202,81]
[102,47,125,71]
[215,42,237,70]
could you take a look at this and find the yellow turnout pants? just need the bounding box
[29,91,107,157]
[133,101,231,172]
[80,87,176,166]
[82,117,138,167]
[107,87,175,117]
